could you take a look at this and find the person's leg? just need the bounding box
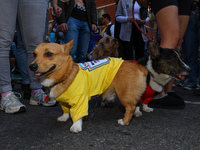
[18,0,56,106]
[64,17,79,59]
[10,42,17,58]
[176,16,190,52]
[15,20,30,85]
[181,13,198,88]
[164,15,190,92]
[15,20,31,98]
[164,0,190,92]
[120,40,133,60]
[132,24,145,60]
[198,22,200,87]
[43,9,49,42]
[10,42,17,75]
[18,0,46,90]
[75,21,90,63]
[147,2,188,107]
[0,1,18,93]
[156,6,180,49]
[176,0,190,52]
[0,0,26,113]
[117,39,125,59]
[151,5,179,97]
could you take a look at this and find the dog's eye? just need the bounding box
[171,56,177,61]
[33,53,36,58]
[44,52,53,57]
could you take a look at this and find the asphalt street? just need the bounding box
[0,82,199,150]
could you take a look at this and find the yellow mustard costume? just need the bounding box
[55,57,124,122]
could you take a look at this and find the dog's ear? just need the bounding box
[147,40,160,59]
[98,43,104,59]
[62,40,74,54]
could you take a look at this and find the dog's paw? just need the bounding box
[133,106,142,117]
[134,110,142,117]
[118,119,125,126]
[70,119,82,133]
[57,113,69,122]
[143,104,154,112]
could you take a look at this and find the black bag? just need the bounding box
[139,6,148,20]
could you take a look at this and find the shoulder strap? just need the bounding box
[105,23,113,36]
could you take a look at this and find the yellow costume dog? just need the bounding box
[29,40,148,133]
[57,58,123,123]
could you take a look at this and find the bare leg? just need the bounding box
[164,15,190,93]
[157,6,180,49]
[154,6,189,96]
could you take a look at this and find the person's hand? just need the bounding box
[127,17,146,24]
[127,17,134,22]
[59,23,68,33]
[53,5,62,18]
[92,24,97,32]
[136,19,146,24]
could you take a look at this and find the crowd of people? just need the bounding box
[0,0,199,115]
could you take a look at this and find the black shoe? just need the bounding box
[22,84,31,99]
[193,88,200,96]
[148,94,185,110]
[166,91,184,100]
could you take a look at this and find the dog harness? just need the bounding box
[55,57,124,122]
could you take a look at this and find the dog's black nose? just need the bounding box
[29,63,38,71]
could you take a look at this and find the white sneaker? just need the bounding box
[0,92,26,113]
[183,85,197,90]
[30,89,56,106]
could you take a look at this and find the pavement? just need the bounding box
[0,82,200,150]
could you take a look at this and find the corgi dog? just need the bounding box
[29,40,148,133]
[134,40,191,117]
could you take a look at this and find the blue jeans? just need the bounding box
[0,0,46,93]
[10,42,17,58]
[182,12,200,86]
[64,17,90,63]
[15,20,30,85]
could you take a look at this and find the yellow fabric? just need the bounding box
[55,57,124,122]
[100,23,109,37]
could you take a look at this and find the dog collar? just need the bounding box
[149,72,154,78]
[43,82,61,95]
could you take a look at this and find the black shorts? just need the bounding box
[151,0,191,16]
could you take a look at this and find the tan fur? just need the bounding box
[31,41,148,127]
[92,36,119,60]
[104,61,148,125]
